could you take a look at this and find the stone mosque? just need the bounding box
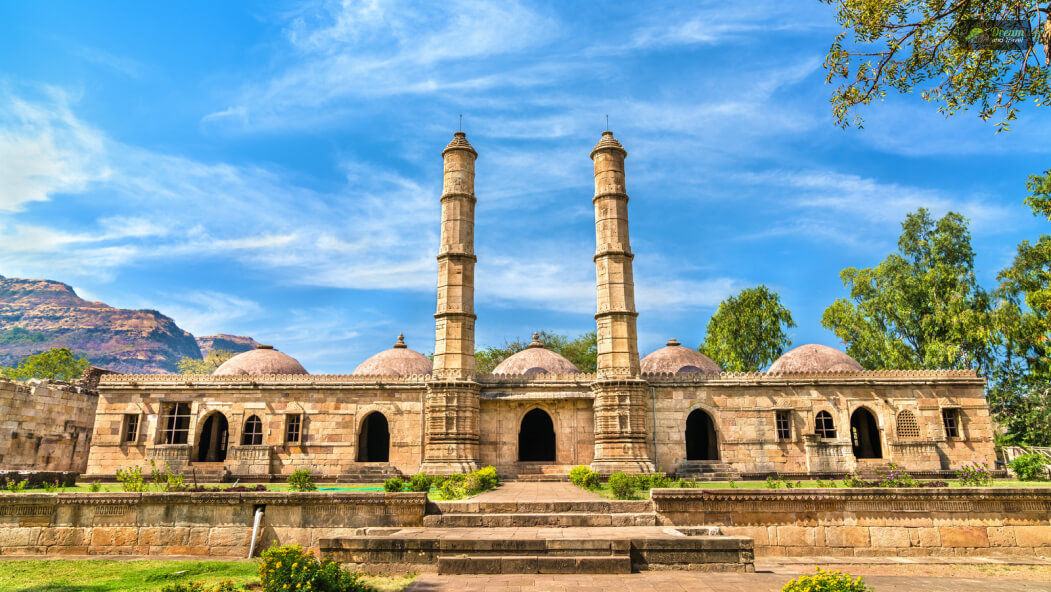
[84,131,995,482]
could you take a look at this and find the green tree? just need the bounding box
[1,347,90,381]
[989,169,1051,445]
[475,331,597,374]
[699,286,797,372]
[177,349,237,374]
[821,208,995,371]
[822,0,1051,130]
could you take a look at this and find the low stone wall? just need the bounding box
[0,492,426,557]
[651,488,1051,557]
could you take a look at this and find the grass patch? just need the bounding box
[0,560,417,592]
[35,483,384,494]
[0,559,258,592]
[583,478,1051,498]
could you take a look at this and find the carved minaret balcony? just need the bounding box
[422,131,481,474]
[589,130,655,474]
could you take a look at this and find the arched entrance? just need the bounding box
[685,409,719,460]
[518,408,555,462]
[850,407,882,459]
[196,413,229,462]
[357,412,390,462]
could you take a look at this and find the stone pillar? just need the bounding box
[589,130,655,474]
[422,131,481,474]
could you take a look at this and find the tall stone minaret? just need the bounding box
[589,130,655,474]
[421,131,481,474]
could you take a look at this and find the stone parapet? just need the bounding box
[651,487,1051,557]
[0,377,98,473]
[0,491,426,557]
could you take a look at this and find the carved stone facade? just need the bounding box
[84,131,997,480]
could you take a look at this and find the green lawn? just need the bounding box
[35,483,385,494]
[0,560,416,592]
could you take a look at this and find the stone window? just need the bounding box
[942,408,962,439]
[815,411,836,439]
[242,415,263,446]
[896,410,920,440]
[285,413,302,444]
[122,414,139,443]
[159,403,191,445]
[775,411,792,440]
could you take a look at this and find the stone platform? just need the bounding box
[320,526,754,574]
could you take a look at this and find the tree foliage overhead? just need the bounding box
[821,208,995,371]
[177,349,237,375]
[1,347,90,382]
[699,286,797,372]
[475,331,597,374]
[989,169,1051,445]
[822,0,1051,130]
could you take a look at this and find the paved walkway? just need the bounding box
[367,526,686,540]
[472,481,601,502]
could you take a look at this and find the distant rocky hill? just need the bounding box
[196,334,260,356]
[0,275,256,374]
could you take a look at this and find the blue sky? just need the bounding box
[0,1,1047,373]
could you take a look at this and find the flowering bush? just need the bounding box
[782,567,872,592]
[431,466,500,500]
[260,544,372,592]
[2,478,27,493]
[844,464,947,488]
[88,481,102,492]
[116,466,149,492]
[956,461,994,486]
[1009,453,1050,481]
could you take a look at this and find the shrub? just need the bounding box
[608,472,636,499]
[474,465,500,490]
[439,479,461,500]
[634,473,672,490]
[1010,453,1050,481]
[579,470,600,489]
[260,544,372,592]
[408,473,433,492]
[383,477,405,492]
[569,465,591,486]
[765,475,783,489]
[116,466,149,492]
[42,480,62,493]
[287,469,317,492]
[956,461,994,486]
[782,567,872,592]
[88,481,102,492]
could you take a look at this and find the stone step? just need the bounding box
[437,554,631,574]
[429,500,653,514]
[423,512,658,527]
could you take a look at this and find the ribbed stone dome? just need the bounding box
[213,345,308,376]
[353,334,433,376]
[641,339,721,374]
[768,344,864,373]
[491,333,582,375]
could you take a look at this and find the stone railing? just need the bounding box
[651,487,1051,557]
[145,444,192,462]
[0,491,427,557]
[98,368,984,390]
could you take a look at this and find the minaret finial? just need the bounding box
[529,332,543,348]
[459,113,463,132]
[394,333,407,348]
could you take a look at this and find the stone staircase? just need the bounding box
[321,493,754,575]
[336,463,402,483]
[506,462,571,481]
[423,499,658,527]
[675,460,740,481]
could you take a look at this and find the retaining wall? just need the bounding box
[652,487,1051,557]
[0,378,97,473]
[0,492,426,557]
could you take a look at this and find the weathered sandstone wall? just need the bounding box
[0,378,97,473]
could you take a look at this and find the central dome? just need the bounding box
[353,334,433,376]
[641,339,722,374]
[491,333,582,375]
[213,345,308,376]
[768,344,864,373]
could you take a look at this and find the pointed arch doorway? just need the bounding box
[518,408,556,462]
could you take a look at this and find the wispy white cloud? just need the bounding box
[69,45,143,78]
